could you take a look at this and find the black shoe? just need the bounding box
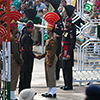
[42,93,56,98]
[42,93,48,97]
[35,92,37,95]
[60,86,73,90]
[60,86,66,89]
[56,77,59,80]
[33,41,38,45]
[56,78,59,80]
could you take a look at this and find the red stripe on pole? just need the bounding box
[7,0,10,42]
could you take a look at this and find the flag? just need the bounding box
[84,1,93,12]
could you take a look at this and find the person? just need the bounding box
[85,84,100,100]
[48,0,64,80]
[32,10,42,45]
[59,0,66,20]
[10,20,23,100]
[19,3,26,14]
[59,17,76,90]
[53,5,76,90]
[19,20,39,93]
[55,13,64,80]
[10,0,21,11]
[41,7,48,44]
[35,0,46,14]
[11,5,17,11]
[87,4,99,19]
[44,0,55,12]
[39,12,60,98]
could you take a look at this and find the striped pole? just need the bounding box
[7,0,11,99]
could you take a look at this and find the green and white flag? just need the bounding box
[84,1,93,12]
[44,32,48,40]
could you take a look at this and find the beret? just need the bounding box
[85,84,100,100]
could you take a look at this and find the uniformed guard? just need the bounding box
[18,8,39,93]
[53,5,76,90]
[39,12,60,98]
[1,11,23,100]
[19,20,39,93]
[49,0,64,80]
[60,18,75,90]
[10,19,23,100]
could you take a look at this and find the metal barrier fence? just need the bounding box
[73,0,100,85]
[0,0,11,100]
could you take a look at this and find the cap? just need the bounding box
[85,84,100,100]
[2,11,23,22]
[44,12,60,30]
[19,88,36,100]
[10,20,18,30]
[2,11,22,31]
[65,18,72,23]
[64,5,75,18]
[26,20,34,28]
[49,0,61,11]
[24,8,37,21]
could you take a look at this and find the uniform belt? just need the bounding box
[55,36,61,38]
[21,46,33,51]
[61,41,70,46]
[62,41,70,43]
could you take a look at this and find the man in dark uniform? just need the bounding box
[48,0,64,80]
[55,11,64,80]
[19,20,39,93]
[54,17,76,90]
[53,5,76,90]
[60,18,76,90]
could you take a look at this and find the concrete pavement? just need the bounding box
[15,46,100,100]
[16,58,86,100]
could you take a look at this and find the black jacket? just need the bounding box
[21,31,35,72]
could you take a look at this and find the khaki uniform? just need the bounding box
[11,33,23,91]
[42,35,57,87]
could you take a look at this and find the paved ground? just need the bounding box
[16,58,86,100]
[15,46,100,100]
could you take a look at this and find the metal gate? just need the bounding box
[0,0,11,100]
[73,0,100,84]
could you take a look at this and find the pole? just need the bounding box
[7,0,11,100]
[41,28,44,54]
[69,0,71,5]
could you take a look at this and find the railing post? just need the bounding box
[69,0,71,5]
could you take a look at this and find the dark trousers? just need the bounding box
[56,37,62,79]
[19,71,32,93]
[62,67,72,88]
[56,58,61,79]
